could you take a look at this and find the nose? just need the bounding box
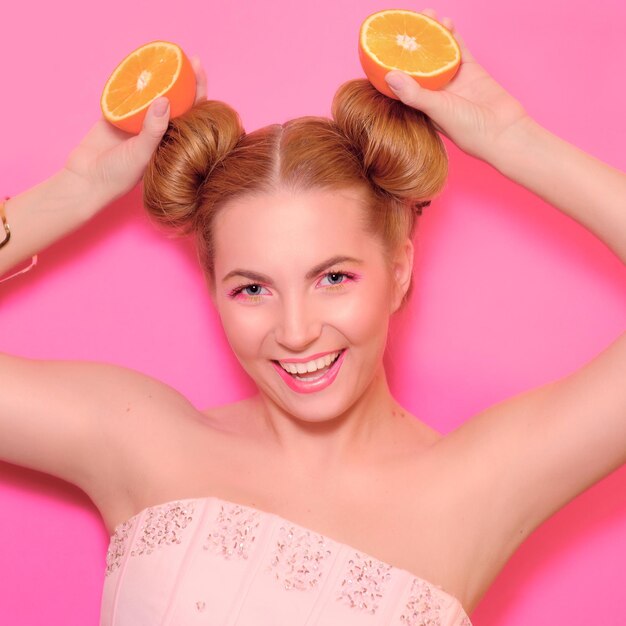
[274,293,323,352]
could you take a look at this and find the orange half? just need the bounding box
[359,10,461,98]
[101,40,196,134]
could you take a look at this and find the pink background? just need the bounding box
[1,0,625,624]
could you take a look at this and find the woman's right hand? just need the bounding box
[63,55,208,210]
[384,9,530,166]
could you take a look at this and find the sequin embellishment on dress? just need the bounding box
[103,497,474,625]
[336,551,393,615]
[130,501,195,557]
[399,577,443,625]
[105,519,134,576]
[203,502,262,559]
[267,524,334,591]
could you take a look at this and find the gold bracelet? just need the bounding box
[0,197,11,248]
[0,196,39,284]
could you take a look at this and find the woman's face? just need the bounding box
[211,186,413,423]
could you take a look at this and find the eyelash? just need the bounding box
[227,270,359,302]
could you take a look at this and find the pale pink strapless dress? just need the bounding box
[101,495,472,625]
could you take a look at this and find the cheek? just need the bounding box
[330,279,392,345]
[219,307,272,357]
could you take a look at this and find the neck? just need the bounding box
[252,361,405,475]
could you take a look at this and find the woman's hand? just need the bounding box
[384,8,531,163]
[62,56,209,211]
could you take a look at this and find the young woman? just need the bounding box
[1,9,624,625]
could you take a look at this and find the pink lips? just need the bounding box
[278,350,338,364]
[271,349,347,394]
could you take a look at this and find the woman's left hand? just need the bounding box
[385,8,531,163]
[63,56,209,209]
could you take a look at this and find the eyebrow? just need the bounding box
[221,255,364,284]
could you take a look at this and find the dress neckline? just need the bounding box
[108,493,471,620]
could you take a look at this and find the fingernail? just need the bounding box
[385,72,408,91]
[153,98,169,117]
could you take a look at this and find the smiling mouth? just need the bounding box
[272,349,345,380]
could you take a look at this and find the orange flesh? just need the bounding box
[103,45,180,118]
[364,13,458,74]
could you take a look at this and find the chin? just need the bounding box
[253,348,384,420]
[262,381,361,424]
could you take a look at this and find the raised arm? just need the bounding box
[384,10,626,611]
[384,15,626,265]
[2,98,172,276]
[487,117,626,264]
[0,59,208,496]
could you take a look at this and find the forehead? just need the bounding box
[213,187,379,266]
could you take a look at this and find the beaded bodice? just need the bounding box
[101,495,472,625]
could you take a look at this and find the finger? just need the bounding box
[190,55,208,103]
[452,31,476,63]
[384,71,442,116]
[421,7,437,20]
[128,97,171,162]
[441,16,454,32]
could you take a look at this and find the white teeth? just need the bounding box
[278,350,341,375]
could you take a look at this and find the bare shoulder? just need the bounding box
[63,361,201,510]
[433,332,626,609]
[97,396,261,535]
[0,353,194,483]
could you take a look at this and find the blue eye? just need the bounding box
[325,273,345,285]
[228,283,270,301]
[228,270,358,301]
[318,271,356,287]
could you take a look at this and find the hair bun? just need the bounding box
[331,79,447,206]
[142,99,244,235]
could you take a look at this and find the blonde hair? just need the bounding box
[142,78,448,306]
